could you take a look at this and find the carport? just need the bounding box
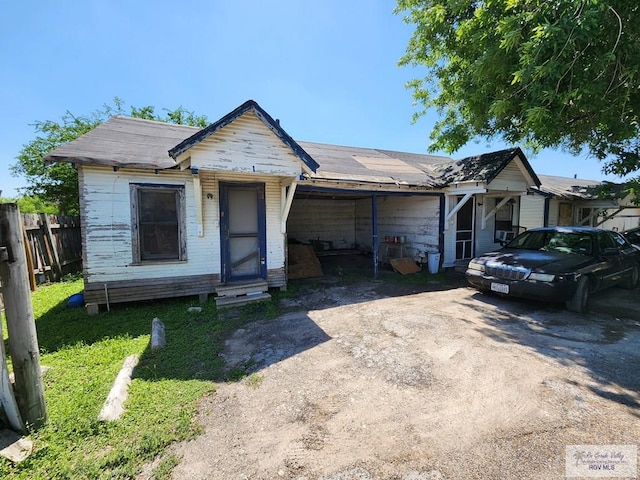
[287,184,444,278]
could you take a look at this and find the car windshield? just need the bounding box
[625,229,640,243]
[507,230,593,255]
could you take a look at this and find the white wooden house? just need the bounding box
[47,100,597,310]
[46,101,319,308]
[520,174,640,232]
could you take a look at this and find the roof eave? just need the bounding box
[44,154,174,170]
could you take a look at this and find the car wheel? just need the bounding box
[621,264,639,290]
[566,276,589,313]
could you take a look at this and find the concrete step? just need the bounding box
[215,292,272,308]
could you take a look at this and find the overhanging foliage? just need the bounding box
[396,0,640,196]
[11,98,208,215]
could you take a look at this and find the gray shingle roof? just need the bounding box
[297,141,447,188]
[45,110,542,190]
[45,116,199,169]
[45,116,454,187]
[533,174,602,199]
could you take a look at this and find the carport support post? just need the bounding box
[372,194,379,279]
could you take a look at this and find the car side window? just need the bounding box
[611,231,630,248]
[597,232,616,252]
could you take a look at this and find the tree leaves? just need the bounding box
[11,99,208,215]
[396,0,640,182]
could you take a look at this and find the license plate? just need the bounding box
[491,282,509,294]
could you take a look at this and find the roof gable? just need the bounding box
[169,100,319,174]
[437,147,540,187]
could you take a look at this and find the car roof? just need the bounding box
[526,226,603,234]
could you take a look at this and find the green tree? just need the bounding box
[0,195,59,214]
[396,0,640,188]
[11,98,208,215]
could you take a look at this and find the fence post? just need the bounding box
[22,226,37,291]
[40,213,62,281]
[0,204,47,430]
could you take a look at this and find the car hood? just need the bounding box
[472,249,593,273]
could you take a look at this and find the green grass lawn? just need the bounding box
[0,276,273,479]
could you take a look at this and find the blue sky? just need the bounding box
[0,0,625,198]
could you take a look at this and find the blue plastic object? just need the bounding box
[66,293,85,308]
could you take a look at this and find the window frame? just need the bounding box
[130,183,187,264]
[494,197,514,243]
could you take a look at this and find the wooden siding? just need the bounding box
[600,208,640,231]
[267,267,286,288]
[487,161,529,191]
[547,199,560,227]
[84,274,220,305]
[80,167,287,303]
[376,196,440,259]
[474,196,499,257]
[288,199,357,249]
[520,195,546,230]
[288,195,439,260]
[474,196,521,256]
[80,167,209,284]
[80,167,287,287]
[265,179,286,271]
[443,221,457,267]
[355,198,372,250]
[189,114,304,177]
[444,194,525,266]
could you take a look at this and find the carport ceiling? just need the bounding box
[294,191,371,201]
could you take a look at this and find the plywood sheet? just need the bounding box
[390,257,421,275]
[288,244,323,279]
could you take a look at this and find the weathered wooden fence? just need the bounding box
[21,214,81,286]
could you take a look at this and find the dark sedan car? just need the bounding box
[466,226,640,312]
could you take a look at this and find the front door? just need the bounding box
[455,195,475,260]
[220,183,267,282]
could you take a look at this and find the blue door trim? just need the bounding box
[219,182,267,282]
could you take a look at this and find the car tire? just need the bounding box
[621,264,639,290]
[566,276,589,313]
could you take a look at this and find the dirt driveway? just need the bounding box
[169,268,640,480]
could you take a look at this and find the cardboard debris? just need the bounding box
[288,244,323,279]
[390,257,421,275]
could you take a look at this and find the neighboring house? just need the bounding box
[521,174,640,232]
[46,99,629,310]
